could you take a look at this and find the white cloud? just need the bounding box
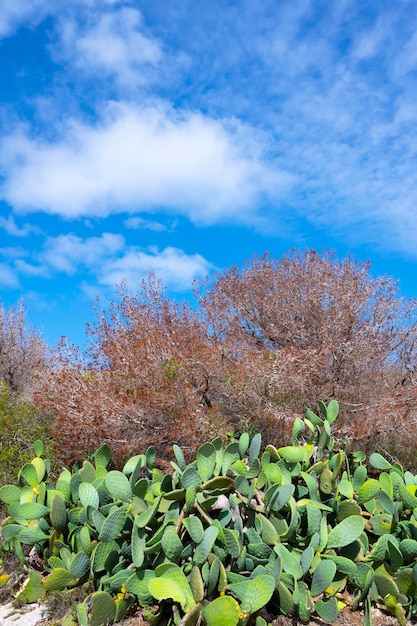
[0,0,52,38]
[39,233,125,275]
[99,246,214,291]
[56,7,162,86]
[0,262,20,288]
[124,216,170,232]
[0,102,289,225]
[9,231,213,292]
[0,214,40,237]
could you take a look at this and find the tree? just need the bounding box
[37,278,230,466]
[0,300,47,398]
[37,251,417,468]
[199,250,417,447]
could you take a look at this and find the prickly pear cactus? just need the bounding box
[3,400,417,625]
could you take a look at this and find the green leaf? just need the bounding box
[69,552,90,578]
[265,483,294,511]
[33,440,44,457]
[326,516,365,549]
[369,513,394,536]
[173,444,187,471]
[238,432,250,457]
[189,565,205,603]
[183,516,205,543]
[161,528,183,561]
[357,479,381,504]
[19,463,38,488]
[19,502,49,520]
[79,482,100,509]
[257,513,280,545]
[79,460,96,483]
[223,528,241,558]
[315,596,339,623]
[16,569,45,603]
[0,484,21,504]
[274,544,303,580]
[305,409,323,426]
[278,445,312,464]
[91,540,119,573]
[193,526,218,565]
[98,506,128,541]
[197,442,216,482]
[88,591,116,626]
[221,443,239,474]
[248,433,262,463]
[18,526,50,545]
[135,495,161,528]
[50,493,67,531]
[322,555,357,579]
[42,568,77,591]
[202,595,240,626]
[181,467,202,489]
[95,444,112,468]
[311,560,336,596]
[148,564,195,612]
[31,457,46,483]
[231,574,275,613]
[369,452,392,470]
[326,400,339,425]
[105,470,132,501]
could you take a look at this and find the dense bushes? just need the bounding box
[34,250,417,469]
[0,385,56,490]
[2,401,417,625]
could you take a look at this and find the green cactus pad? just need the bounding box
[197,442,217,482]
[357,479,381,504]
[88,591,116,626]
[311,559,337,596]
[105,470,132,501]
[0,484,21,504]
[326,516,365,549]
[202,595,241,626]
[98,505,128,541]
[314,596,339,623]
[69,551,90,578]
[78,482,100,509]
[193,526,218,565]
[161,527,183,561]
[148,563,196,612]
[42,567,77,591]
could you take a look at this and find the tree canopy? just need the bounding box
[34,250,417,466]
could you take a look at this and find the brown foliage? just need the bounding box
[37,278,231,466]
[36,251,417,468]
[199,250,417,448]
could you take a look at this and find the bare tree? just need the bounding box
[0,300,47,398]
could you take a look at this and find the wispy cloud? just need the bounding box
[0,102,289,224]
[99,246,214,291]
[54,7,162,87]
[124,216,173,232]
[0,262,19,288]
[8,232,213,292]
[0,0,52,38]
[0,214,40,237]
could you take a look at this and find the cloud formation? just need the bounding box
[55,7,162,86]
[0,102,288,224]
[3,232,213,292]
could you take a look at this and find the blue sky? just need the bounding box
[1,0,417,346]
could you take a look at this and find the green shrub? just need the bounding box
[2,400,417,625]
[0,384,56,491]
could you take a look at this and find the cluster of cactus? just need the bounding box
[2,401,417,625]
